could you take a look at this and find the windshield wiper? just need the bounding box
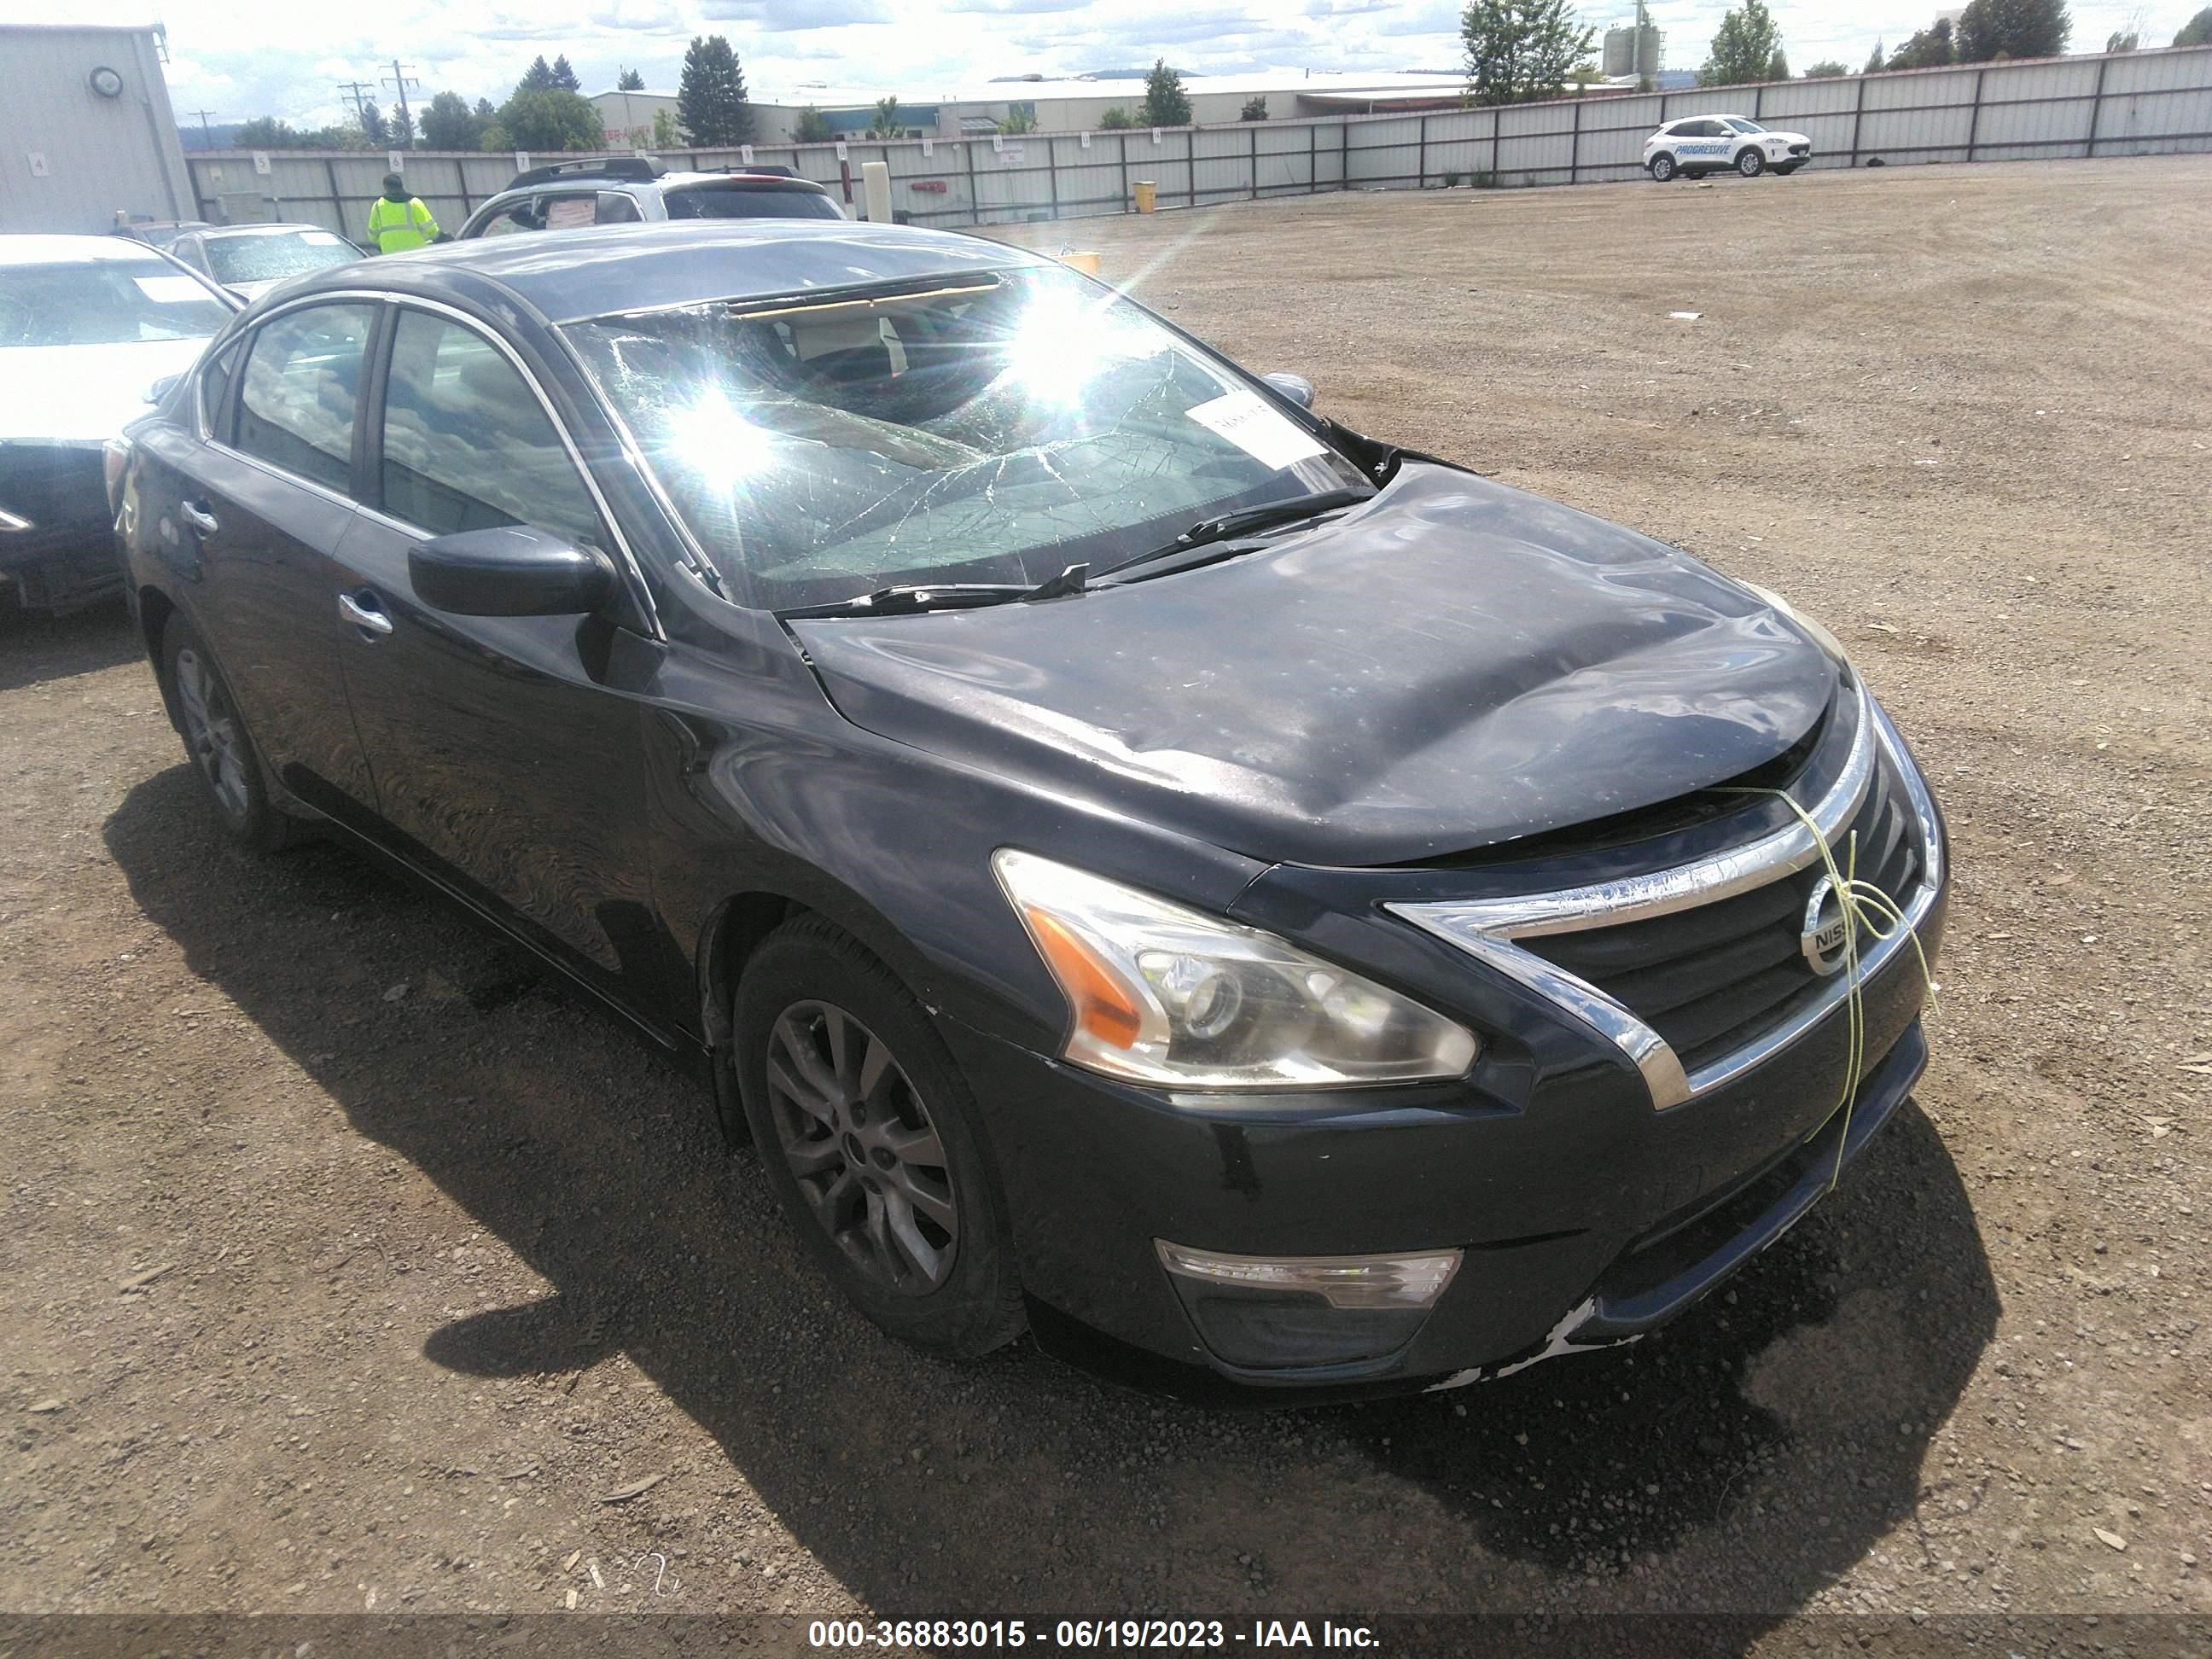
[778,562,1088,620]
[1095,487,1374,581]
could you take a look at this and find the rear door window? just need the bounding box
[595,192,643,224]
[200,338,244,440]
[474,197,543,238]
[234,303,373,493]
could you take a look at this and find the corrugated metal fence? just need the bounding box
[188,43,2212,240]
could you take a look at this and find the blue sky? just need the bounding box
[28,0,2200,130]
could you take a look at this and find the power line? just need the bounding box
[335,79,376,125]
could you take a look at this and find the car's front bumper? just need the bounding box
[941,875,1942,1400]
[0,442,121,613]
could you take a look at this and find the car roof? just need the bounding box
[0,232,188,266]
[291,218,1053,326]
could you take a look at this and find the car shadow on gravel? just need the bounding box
[106,763,1998,1623]
[0,597,139,693]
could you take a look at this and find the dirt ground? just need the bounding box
[3,156,2208,1649]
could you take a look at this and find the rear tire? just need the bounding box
[1649,154,1677,183]
[735,914,1024,1359]
[1737,147,1766,178]
[161,617,295,853]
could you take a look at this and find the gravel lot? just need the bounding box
[3,156,2208,1649]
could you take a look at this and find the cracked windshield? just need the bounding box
[564,266,1370,611]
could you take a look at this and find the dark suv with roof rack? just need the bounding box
[109,217,1947,1404]
[454,156,842,241]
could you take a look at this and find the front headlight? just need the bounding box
[1740,579,1848,664]
[993,849,1480,1090]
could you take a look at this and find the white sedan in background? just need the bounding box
[164,223,364,303]
[0,235,236,615]
[1644,115,1813,182]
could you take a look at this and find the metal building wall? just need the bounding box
[181,44,2212,237]
[1,26,195,234]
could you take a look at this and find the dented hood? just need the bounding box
[791,463,1838,867]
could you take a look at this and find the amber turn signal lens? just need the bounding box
[1023,906,1144,1049]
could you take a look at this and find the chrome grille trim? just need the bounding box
[1388,684,1941,1111]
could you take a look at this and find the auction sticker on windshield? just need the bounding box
[132,276,212,304]
[1185,389,1329,471]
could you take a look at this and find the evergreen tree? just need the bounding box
[2179,8,2212,46]
[358,98,390,146]
[1803,59,1848,77]
[485,89,602,153]
[1097,106,1137,129]
[1239,96,1268,119]
[521,55,556,93]
[1460,1,1596,107]
[391,106,415,148]
[795,106,833,142]
[551,55,582,92]
[618,67,645,90]
[1864,40,1887,73]
[1697,0,1784,86]
[1142,59,1191,125]
[1767,48,1789,79]
[678,35,754,146]
[867,96,902,138]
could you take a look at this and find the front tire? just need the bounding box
[735,915,1024,1359]
[1737,147,1767,178]
[162,617,294,853]
[1649,154,1677,183]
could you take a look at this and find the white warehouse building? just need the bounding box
[592,69,1471,148]
[0,23,196,234]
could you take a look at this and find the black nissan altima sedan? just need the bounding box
[113,218,1947,1400]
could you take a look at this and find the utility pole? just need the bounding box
[188,108,217,145]
[335,79,376,126]
[381,60,421,148]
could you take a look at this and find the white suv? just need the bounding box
[1643,116,1812,183]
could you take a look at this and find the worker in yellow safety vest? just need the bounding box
[365,173,442,253]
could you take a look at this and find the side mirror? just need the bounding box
[408,525,617,617]
[1260,370,1314,410]
[146,374,182,405]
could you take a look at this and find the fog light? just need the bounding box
[1155,1242,1460,1371]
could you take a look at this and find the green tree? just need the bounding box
[1097,105,1137,129]
[652,107,681,148]
[1460,1,1597,107]
[867,96,902,137]
[2105,29,2138,49]
[1142,59,1191,125]
[233,115,305,148]
[486,88,602,152]
[356,98,391,147]
[419,90,485,149]
[1886,19,1955,69]
[795,106,834,142]
[521,55,556,93]
[618,67,645,91]
[474,97,497,122]
[1767,48,1789,79]
[998,103,1039,132]
[551,55,582,93]
[2179,8,2212,46]
[1864,40,1888,72]
[1697,0,1784,86]
[1955,0,2070,61]
[1239,95,1268,119]
[1803,59,1848,77]
[678,34,754,146]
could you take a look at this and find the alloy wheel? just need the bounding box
[763,999,959,1294]
[174,648,251,824]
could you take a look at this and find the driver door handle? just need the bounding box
[338,590,393,638]
[179,501,218,538]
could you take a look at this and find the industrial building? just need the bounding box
[1,24,195,234]
[591,69,1473,149]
